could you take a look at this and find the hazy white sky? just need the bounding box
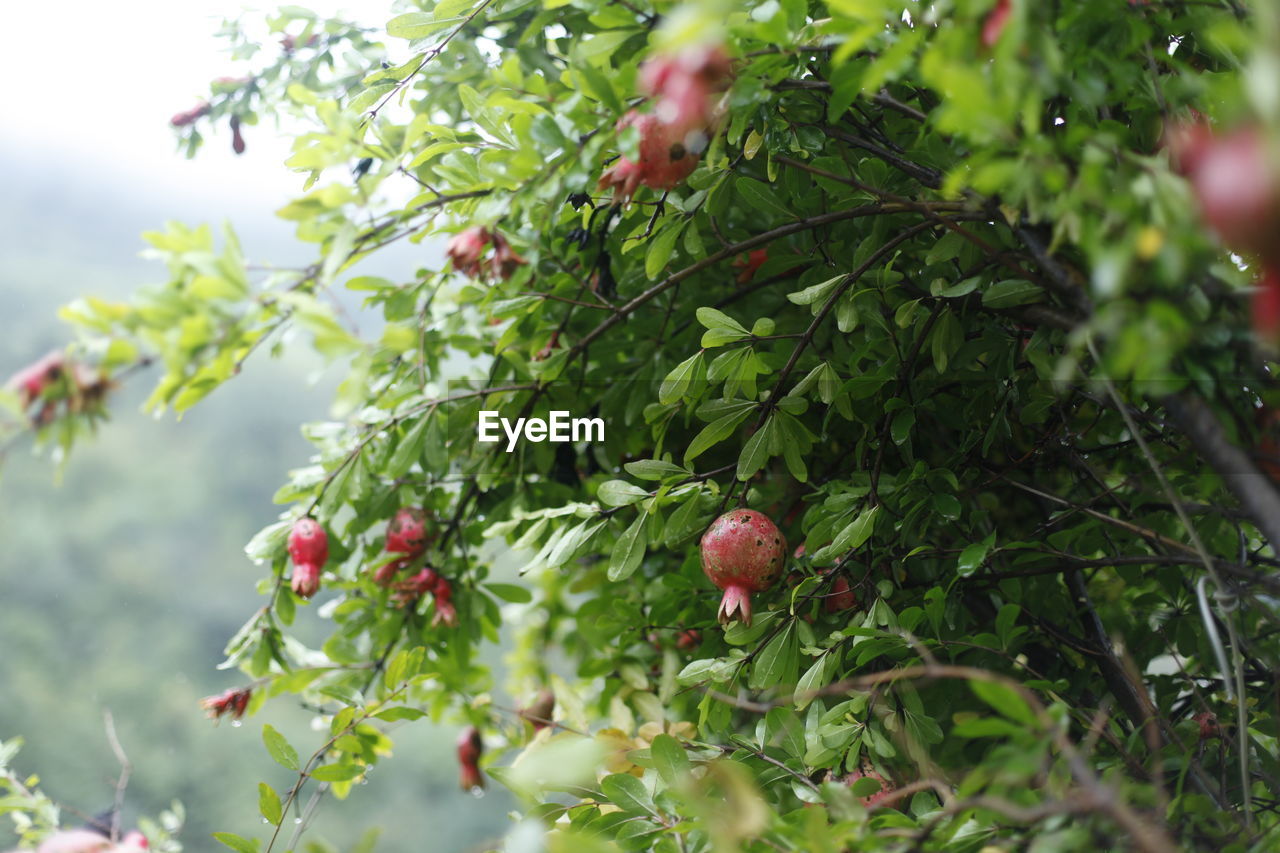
[0,0,396,209]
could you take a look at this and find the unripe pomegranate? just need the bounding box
[981,0,1011,48]
[457,726,484,791]
[599,111,701,201]
[846,767,896,809]
[288,518,328,600]
[230,115,246,155]
[386,507,433,555]
[824,575,859,613]
[518,689,556,731]
[700,509,787,626]
[675,628,702,651]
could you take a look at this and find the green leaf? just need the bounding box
[650,733,690,786]
[645,224,683,279]
[749,622,798,690]
[213,832,259,853]
[685,408,753,464]
[624,459,689,481]
[386,415,429,477]
[486,582,533,603]
[311,763,365,782]
[262,724,300,771]
[957,532,995,577]
[736,177,795,221]
[659,351,705,405]
[598,479,649,507]
[982,279,1044,308]
[608,513,648,581]
[258,782,282,826]
[787,275,843,306]
[970,679,1037,726]
[601,772,654,815]
[736,418,773,480]
[696,307,750,336]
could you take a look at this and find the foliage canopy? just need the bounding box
[5,0,1280,851]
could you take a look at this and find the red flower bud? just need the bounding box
[392,567,440,606]
[291,562,321,599]
[200,686,252,722]
[445,227,492,279]
[432,575,458,627]
[456,726,485,791]
[230,115,246,155]
[6,350,65,407]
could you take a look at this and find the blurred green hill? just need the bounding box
[0,143,510,852]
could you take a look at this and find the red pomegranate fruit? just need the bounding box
[457,726,485,791]
[386,507,433,555]
[824,575,859,613]
[981,0,1011,49]
[599,111,701,201]
[846,767,896,809]
[639,44,732,132]
[675,628,702,651]
[287,518,328,599]
[700,509,787,626]
[1194,710,1221,741]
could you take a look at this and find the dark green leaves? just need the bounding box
[262,724,300,771]
[608,513,648,581]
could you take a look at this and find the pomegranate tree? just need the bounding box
[287,518,328,599]
[700,509,787,626]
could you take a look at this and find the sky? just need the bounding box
[0,0,398,215]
